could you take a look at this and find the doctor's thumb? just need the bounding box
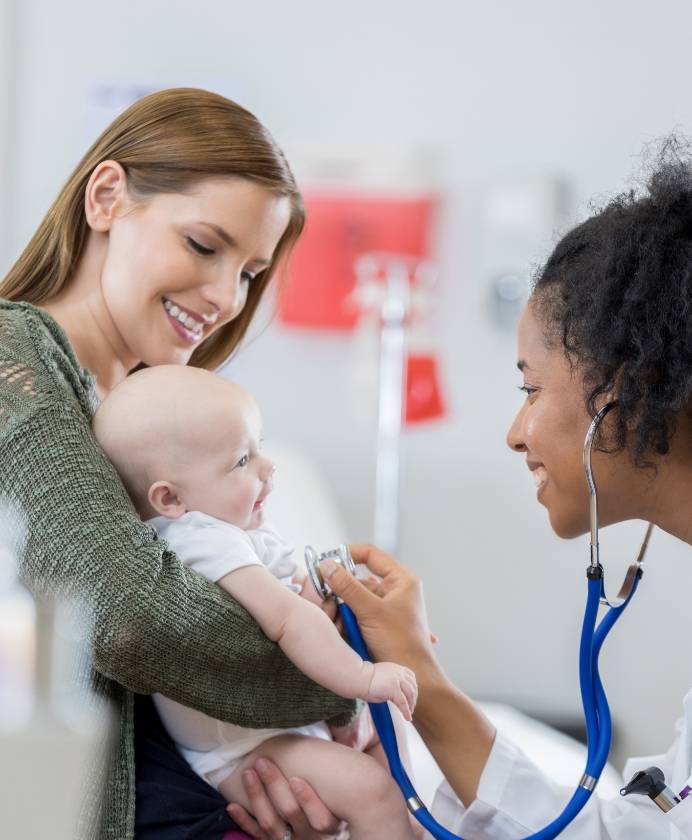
[319,558,373,613]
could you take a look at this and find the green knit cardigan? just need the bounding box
[0,299,355,839]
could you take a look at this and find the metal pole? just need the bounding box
[373,260,409,554]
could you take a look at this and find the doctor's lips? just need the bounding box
[527,460,549,490]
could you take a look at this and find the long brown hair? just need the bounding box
[0,87,304,370]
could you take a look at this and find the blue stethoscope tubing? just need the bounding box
[338,565,641,839]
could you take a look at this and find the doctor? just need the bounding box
[230,149,692,839]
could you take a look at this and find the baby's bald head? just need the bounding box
[93,366,258,518]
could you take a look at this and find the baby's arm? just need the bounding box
[217,566,417,719]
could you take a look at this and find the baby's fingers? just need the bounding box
[401,669,418,715]
[392,688,413,721]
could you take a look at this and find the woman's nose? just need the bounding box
[202,270,249,321]
[506,403,528,453]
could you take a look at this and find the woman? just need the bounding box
[0,87,358,840]
[233,150,692,838]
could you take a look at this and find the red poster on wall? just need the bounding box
[279,192,437,330]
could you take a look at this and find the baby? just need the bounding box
[93,365,421,840]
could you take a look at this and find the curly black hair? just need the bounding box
[532,138,692,466]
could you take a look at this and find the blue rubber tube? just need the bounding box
[337,568,640,839]
[588,572,642,776]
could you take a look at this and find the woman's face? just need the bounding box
[99,177,291,367]
[506,304,635,538]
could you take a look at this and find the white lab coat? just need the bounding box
[428,688,692,839]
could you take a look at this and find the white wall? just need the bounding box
[0,0,14,263]
[3,0,692,768]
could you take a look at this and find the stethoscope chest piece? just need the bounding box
[304,544,355,600]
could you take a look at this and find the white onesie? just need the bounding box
[148,510,331,790]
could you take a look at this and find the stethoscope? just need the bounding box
[305,401,688,837]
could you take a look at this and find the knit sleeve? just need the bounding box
[0,400,356,728]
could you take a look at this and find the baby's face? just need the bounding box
[175,394,275,530]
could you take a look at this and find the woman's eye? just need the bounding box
[187,237,215,257]
[518,385,538,399]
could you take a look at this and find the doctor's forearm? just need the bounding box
[413,660,496,807]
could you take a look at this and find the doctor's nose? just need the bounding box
[506,403,528,453]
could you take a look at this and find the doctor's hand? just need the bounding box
[227,759,347,840]
[318,544,437,676]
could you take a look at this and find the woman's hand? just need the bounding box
[319,544,437,673]
[227,759,346,839]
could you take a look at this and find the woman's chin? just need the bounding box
[140,347,194,368]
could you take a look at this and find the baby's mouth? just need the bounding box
[254,491,271,511]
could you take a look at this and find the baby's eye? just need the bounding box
[235,454,249,468]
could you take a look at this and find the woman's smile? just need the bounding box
[162,296,208,344]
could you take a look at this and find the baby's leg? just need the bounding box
[218,734,417,840]
[364,707,424,839]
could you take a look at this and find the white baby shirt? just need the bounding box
[148,511,331,788]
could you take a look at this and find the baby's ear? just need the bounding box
[148,481,186,518]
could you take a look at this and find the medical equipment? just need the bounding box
[304,401,691,838]
[351,253,439,554]
[620,766,683,813]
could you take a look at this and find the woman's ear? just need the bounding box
[148,481,186,519]
[84,160,130,233]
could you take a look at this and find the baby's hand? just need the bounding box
[365,662,418,721]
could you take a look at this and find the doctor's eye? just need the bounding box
[186,237,215,257]
[518,385,538,399]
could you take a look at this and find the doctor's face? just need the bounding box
[506,304,627,539]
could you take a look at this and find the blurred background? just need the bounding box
[1,0,691,772]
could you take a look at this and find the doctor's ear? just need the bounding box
[600,380,642,432]
[148,481,186,518]
[84,160,131,233]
